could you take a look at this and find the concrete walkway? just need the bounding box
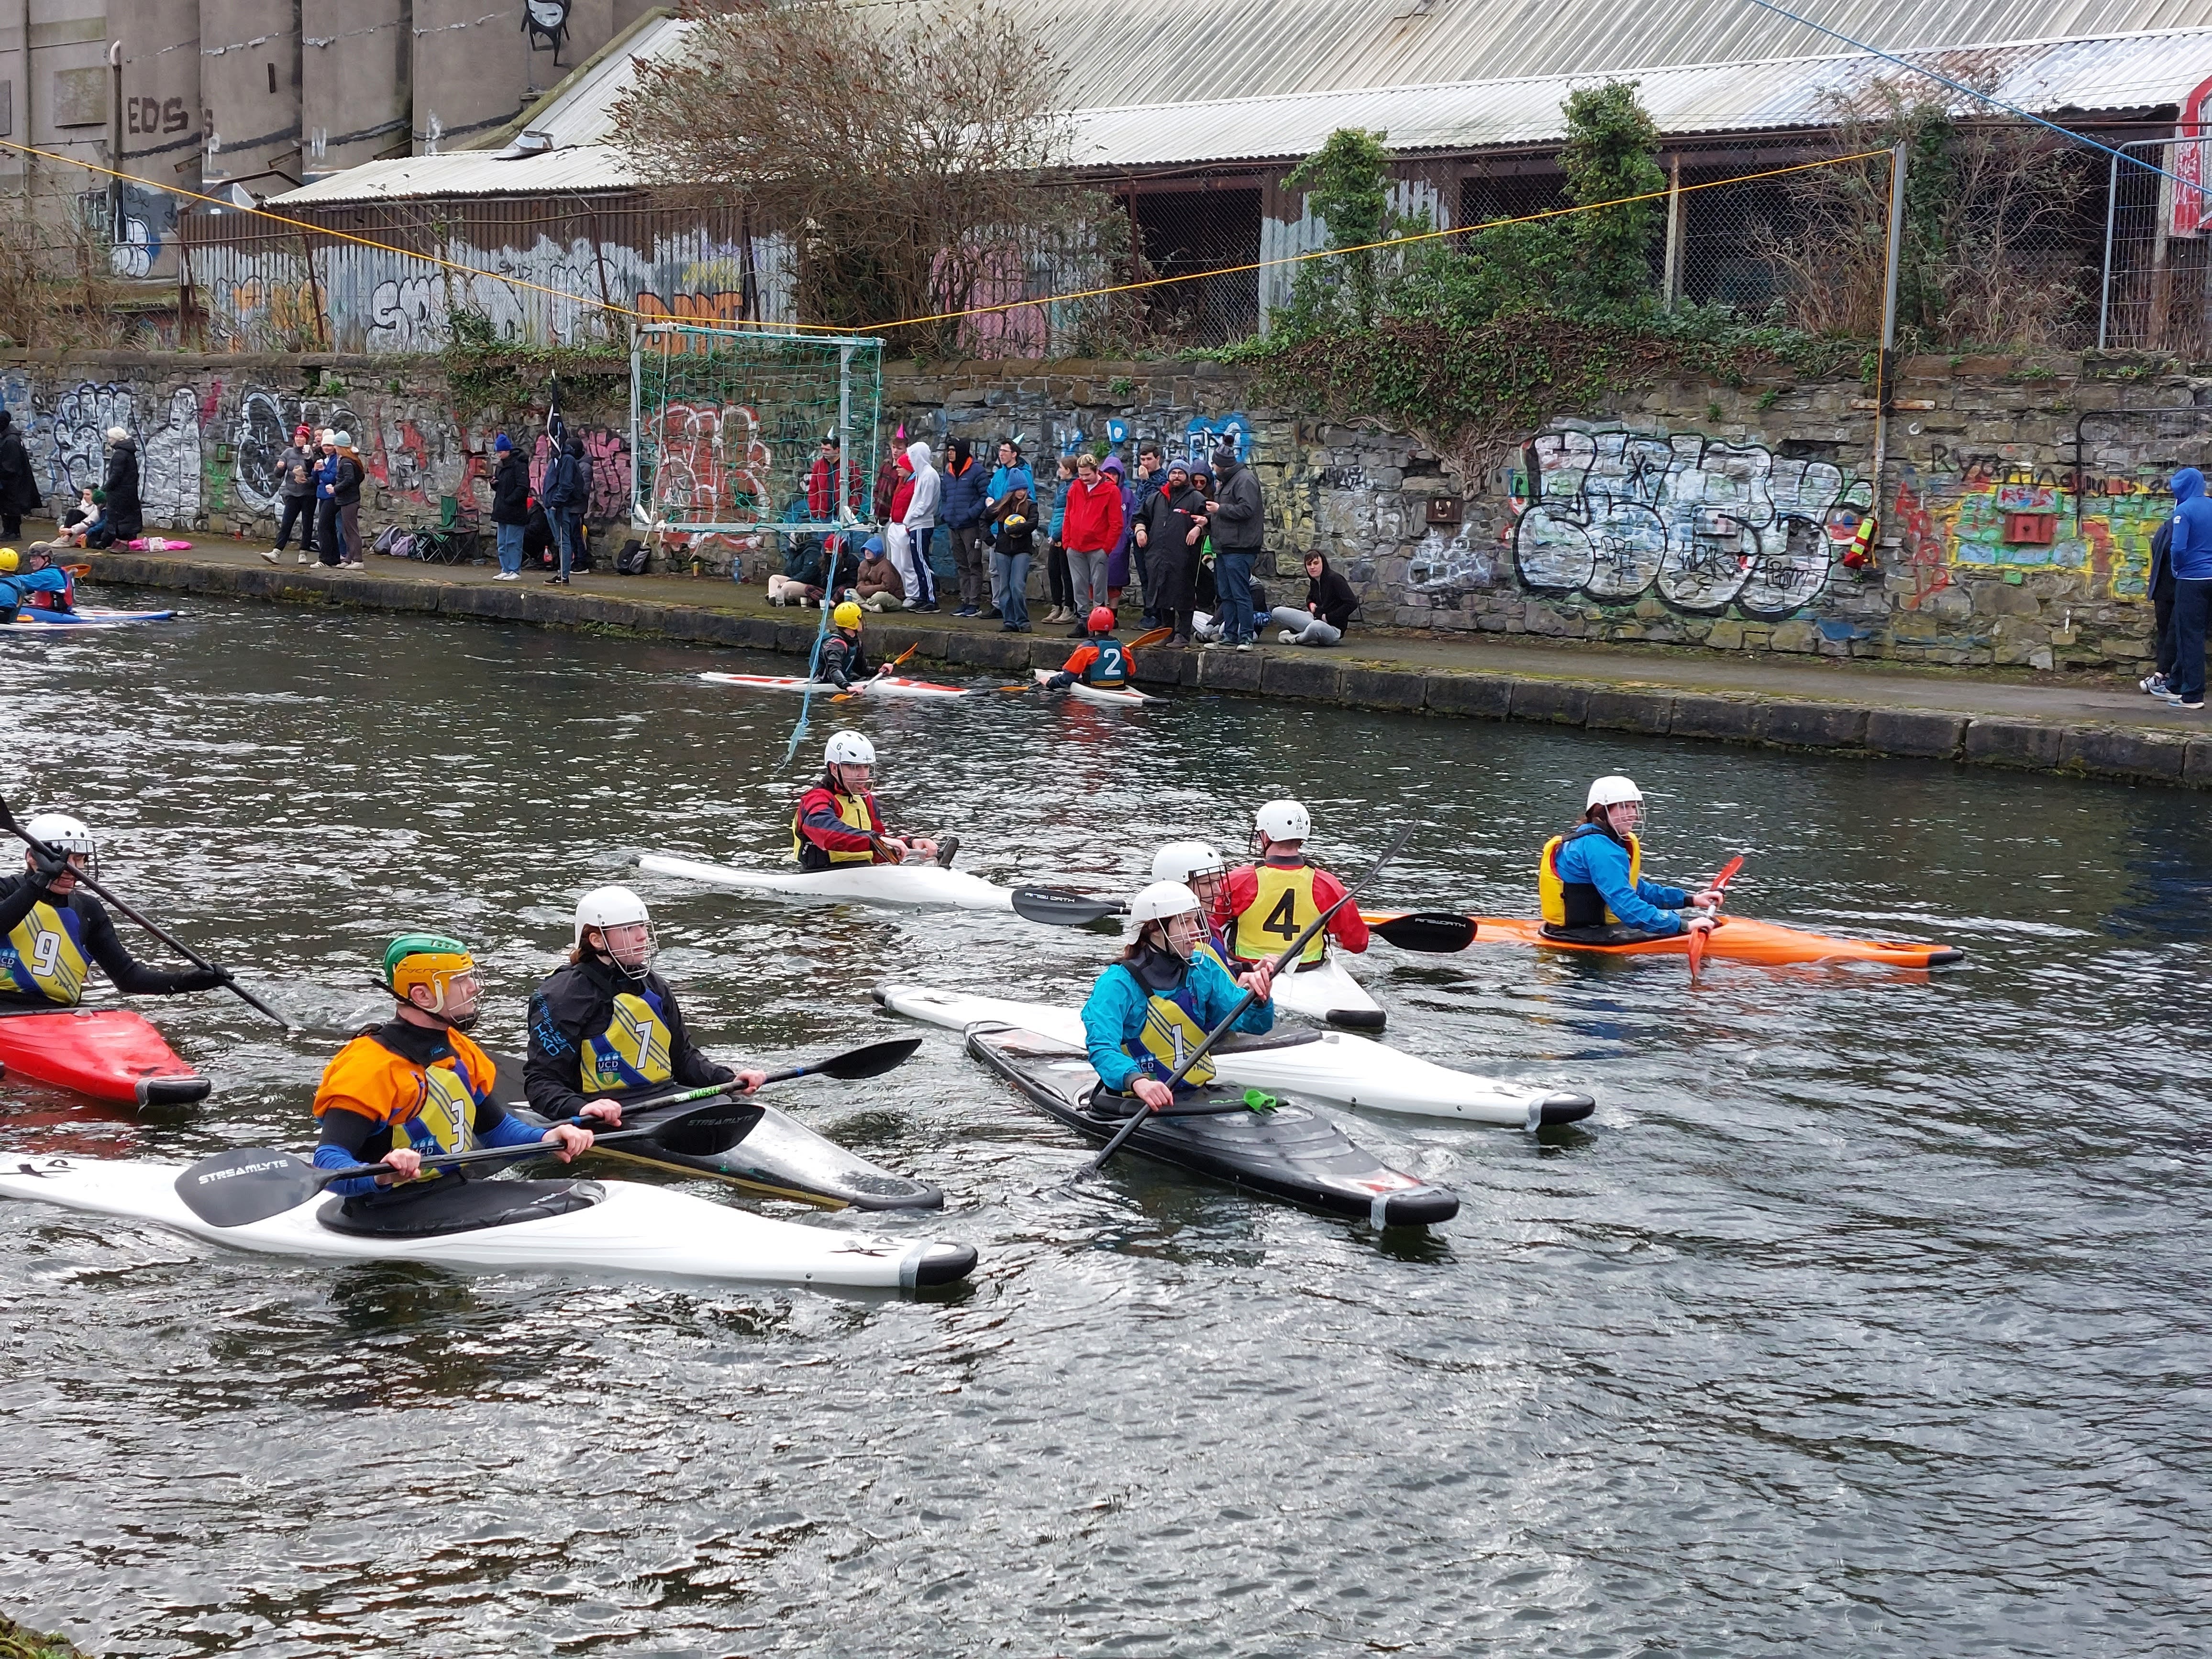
[58,529,2212,790]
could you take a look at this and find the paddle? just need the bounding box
[173,1095,765,1229]
[1075,823,1416,1182]
[993,626,1172,692]
[0,796,295,1032]
[1686,854,1746,982]
[1011,887,1126,926]
[832,641,918,702]
[489,1035,923,1111]
[1360,911,1478,953]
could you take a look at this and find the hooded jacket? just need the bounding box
[901,441,940,530]
[0,413,40,514]
[103,437,143,537]
[1100,455,1139,580]
[1208,453,1264,552]
[1303,554,1358,630]
[2169,467,2212,581]
[940,439,989,529]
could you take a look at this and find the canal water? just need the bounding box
[1,597,2206,1657]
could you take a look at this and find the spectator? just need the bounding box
[102,426,143,545]
[769,533,826,606]
[1060,451,1124,633]
[884,448,920,605]
[1130,442,1166,623]
[1272,552,1357,646]
[541,430,586,586]
[58,488,104,550]
[312,433,344,566]
[984,437,1034,520]
[1043,453,1076,623]
[940,438,989,617]
[490,433,530,582]
[1203,446,1263,650]
[332,432,365,568]
[0,410,37,539]
[261,423,319,566]
[1101,454,1138,611]
[989,485,1038,633]
[899,440,941,611]
[2160,465,2212,711]
[807,431,861,521]
[854,534,905,611]
[1132,461,1203,644]
[872,442,903,523]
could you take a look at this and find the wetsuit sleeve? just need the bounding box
[660,983,737,1090]
[474,1104,545,1150]
[1195,953,1273,1036]
[795,786,881,860]
[524,985,595,1122]
[0,872,56,937]
[818,635,854,690]
[314,1106,387,1197]
[1081,966,1144,1093]
[1311,870,1370,953]
[1047,644,1098,690]
[1571,839,1683,935]
[75,896,225,994]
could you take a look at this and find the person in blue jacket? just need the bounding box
[1081,880,1275,1114]
[1539,775,1723,943]
[2157,466,2212,710]
[0,546,71,622]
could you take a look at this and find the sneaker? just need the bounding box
[769,592,785,606]
[2141,672,2167,694]
[903,597,920,610]
[496,571,520,582]
[2180,700,2207,710]
[1236,641,1252,652]
[954,606,978,618]
[933,835,961,869]
[1279,629,1298,644]
[545,574,568,585]
[261,548,279,564]
[1000,622,1020,632]
[297,553,310,565]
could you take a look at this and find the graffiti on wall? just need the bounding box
[529,427,634,522]
[231,390,362,514]
[1894,446,2169,602]
[643,402,772,524]
[141,387,205,524]
[47,384,134,497]
[1510,427,1874,618]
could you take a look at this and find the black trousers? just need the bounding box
[274,496,316,553]
[2152,561,2177,677]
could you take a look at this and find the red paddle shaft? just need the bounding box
[1687,854,1746,981]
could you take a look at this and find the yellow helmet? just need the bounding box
[0,549,16,573]
[832,600,863,629]
[383,933,476,1007]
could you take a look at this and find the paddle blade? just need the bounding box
[174,1148,328,1228]
[1127,626,1172,650]
[1370,911,1476,953]
[1011,886,1125,927]
[1686,925,1707,981]
[805,1036,923,1081]
[640,1099,764,1157]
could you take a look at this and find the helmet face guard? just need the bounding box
[383,934,482,1028]
[23,813,99,882]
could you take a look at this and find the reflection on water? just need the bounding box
[1,597,2207,1656]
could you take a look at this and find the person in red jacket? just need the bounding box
[790,730,958,871]
[1213,797,1369,968]
[1059,451,1125,635]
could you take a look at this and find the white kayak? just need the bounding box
[4,606,177,630]
[0,1155,977,1289]
[874,984,1594,1128]
[700,671,970,700]
[1032,666,1152,707]
[639,852,1017,912]
[1263,951,1387,1031]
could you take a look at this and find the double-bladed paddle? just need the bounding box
[1356,911,1478,953]
[488,1035,923,1111]
[1686,854,1747,982]
[173,1095,765,1229]
[1075,823,1417,1182]
[831,642,920,703]
[1011,887,1127,926]
[0,796,296,1032]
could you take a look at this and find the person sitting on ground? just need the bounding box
[312,935,597,1206]
[1539,775,1723,944]
[57,488,103,549]
[769,533,829,607]
[1080,881,1276,1116]
[1043,608,1132,691]
[854,534,905,611]
[525,887,766,1129]
[1272,552,1357,646]
[1215,798,1370,973]
[817,600,886,691]
[792,730,958,870]
[0,546,71,622]
[0,812,230,1008]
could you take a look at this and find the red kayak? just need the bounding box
[0,1007,210,1106]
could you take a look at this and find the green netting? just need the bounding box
[630,323,883,534]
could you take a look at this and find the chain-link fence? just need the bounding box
[2100,136,2212,356]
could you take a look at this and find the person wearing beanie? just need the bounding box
[314,430,365,567]
[264,422,321,565]
[490,431,530,581]
[101,425,143,544]
[1202,444,1264,650]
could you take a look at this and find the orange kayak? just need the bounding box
[1364,912,1963,969]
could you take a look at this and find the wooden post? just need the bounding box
[1661,153,1684,310]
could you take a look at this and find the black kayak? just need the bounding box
[492,1054,942,1212]
[965,1024,1459,1228]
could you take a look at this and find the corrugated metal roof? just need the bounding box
[275,145,641,204]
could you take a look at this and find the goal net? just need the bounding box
[630,323,882,535]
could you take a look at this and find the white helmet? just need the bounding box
[1254,799,1311,844]
[574,884,651,946]
[24,812,97,874]
[1152,840,1225,885]
[825,730,875,767]
[1586,775,1644,810]
[1127,880,1203,924]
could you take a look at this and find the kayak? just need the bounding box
[3,607,177,630]
[873,984,1594,1128]
[0,1155,978,1289]
[1267,952,1386,1031]
[512,1102,942,1210]
[699,671,970,700]
[965,1023,1459,1227]
[1384,912,1965,969]
[639,852,1016,912]
[1031,667,1152,707]
[0,1007,210,1106]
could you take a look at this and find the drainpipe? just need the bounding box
[18,0,31,201]
[107,38,122,242]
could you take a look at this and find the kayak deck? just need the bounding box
[699,671,969,700]
[4,607,177,628]
[1462,914,1965,969]
[639,852,1017,912]
[0,1007,209,1107]
[0,1156,977,1289]
[965,1024,1458,1227]
[1266,952,1386,1031]
[1031,667,1152,707]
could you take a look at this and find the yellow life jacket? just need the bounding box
[1232,863,1324,965]
[1539,826,1642,928]
[578,990,676,1095]
[3,899,91,1004]
[791,785,879,865]
[1123,968,1216,1088]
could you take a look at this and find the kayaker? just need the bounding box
[1540,775,1723,943]
[0,546,72,622]
[1081,880,1276,1114]
[313,935,598,1200]
[525,886,766,1127]
[0,812,230,1007]
[1215,799,1370,970]
[817,600,884,691]
[1042,608,1131,691]
[792,731,959,870]
[1152,841,1235,966]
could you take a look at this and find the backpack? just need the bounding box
[616,538,650,575]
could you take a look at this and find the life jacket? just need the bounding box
[25,568,73,611]
[1231,863,1325,965]
[2,898,91,1004]
[1117,960,1215,1090]
[577,988,676,1095]
[791,784,882,867]
[311,1027,498,1170]
[1539,824,1642,929]
[1082,639,1129,689]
